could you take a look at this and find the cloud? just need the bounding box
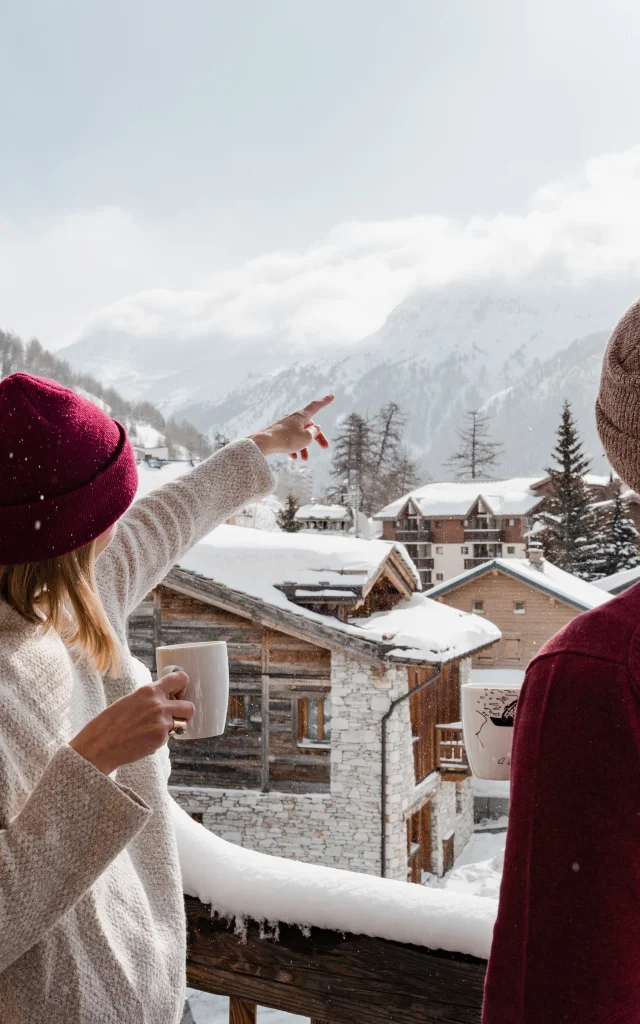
[5,145,640,354]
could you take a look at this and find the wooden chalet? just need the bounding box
[427,548,611,670]
[128,526,499,881]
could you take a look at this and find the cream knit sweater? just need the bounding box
[0,438,274,1024]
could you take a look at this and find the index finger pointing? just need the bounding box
[302,394,335,419]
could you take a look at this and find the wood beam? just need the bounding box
[186,899,486,1024]
[229,998,257,1024]
[261,637,270,793]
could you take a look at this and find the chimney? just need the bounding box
[528,540,544,570]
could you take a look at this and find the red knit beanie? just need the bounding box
[0,373,138,565]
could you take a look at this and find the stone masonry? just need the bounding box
[171,651,474,881]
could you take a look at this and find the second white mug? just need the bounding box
[461,681,522,781]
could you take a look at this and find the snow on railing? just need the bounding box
[178,814,496,959]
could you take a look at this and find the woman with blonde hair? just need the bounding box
[0,372,333,1024]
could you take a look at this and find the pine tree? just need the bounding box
[534,400,600,579]
[370,403,420,511]
[329,412,376,513]
[593,494,640,578]
[277,493,303,533]
[446,410,503,480]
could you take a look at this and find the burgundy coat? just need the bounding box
[482,583,640,1024]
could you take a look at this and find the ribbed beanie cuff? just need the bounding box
[0,374,138,565]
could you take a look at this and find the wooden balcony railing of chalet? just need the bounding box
[435,723,469,773]
[186,897,487,1023]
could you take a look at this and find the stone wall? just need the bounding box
[170,651,475,881]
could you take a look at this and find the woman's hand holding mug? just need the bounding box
[69,670,194,775]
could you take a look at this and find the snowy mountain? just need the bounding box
[60,279,640,481]
[172,283,637,479]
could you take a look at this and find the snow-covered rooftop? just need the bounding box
[135,459,195,499]
[428,557,612,611]
[296,503,350,521]
[592,564,640,593]
[375,477,544,519]
[129,423,166,450]
[174,526,500,664]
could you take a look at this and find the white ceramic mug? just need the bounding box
[156,641,229,741]
[461,682,522,781]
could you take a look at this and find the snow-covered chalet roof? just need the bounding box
[295,503,350,521]
[135,459,196,498]
[375,477,544,520]
[427,557,612,612]
[170,526,499,665]
[592,565,640,594]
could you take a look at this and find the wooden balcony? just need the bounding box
[185,897,486,1023]
[463,530,502,542]
[435,722,469,775]
[395,529,433,543]
[464,558,497,570]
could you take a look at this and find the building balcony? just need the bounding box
[464,557,500,570]
[463,530,503,542]
[395,529,433,543]
[435,722,469,774]
[185,895,487,1023]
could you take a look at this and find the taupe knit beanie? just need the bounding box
[596,299,640,494]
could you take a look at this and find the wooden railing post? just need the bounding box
[229,997,257,1023]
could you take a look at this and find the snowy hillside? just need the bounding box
[174,285,634,478]
[60,279,639,479]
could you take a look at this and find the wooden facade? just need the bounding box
[129,586,332,792]
[433,567,580,668]
[127,574,467,796]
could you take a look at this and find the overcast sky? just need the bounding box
[1,0,640,349]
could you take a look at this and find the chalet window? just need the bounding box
[435,520,443,527]
[297,698,332,746]
[463,519,469,527]
[418,544,431,557]
[507,546,516,554]
[406,544,418,558]
[421,571,432,586]
[404,517,419,531]
[508,518,515,527]
[513,601,526,614]
[504,638,522,661]
[228,695,248,726]
[436,546,444,555]
[461,546,469,554]
[473,600,484,613]
[424,520,432,530]
[436,573,444,581]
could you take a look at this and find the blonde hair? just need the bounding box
[0,540,120,676]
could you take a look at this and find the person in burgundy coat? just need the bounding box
[483,300,640,1024]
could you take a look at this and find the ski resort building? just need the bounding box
[374,474,622,589]
[127,526,499,881]
[294,502,353,532]
[427,550,611,670]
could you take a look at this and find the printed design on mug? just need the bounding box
[474,688,520,748]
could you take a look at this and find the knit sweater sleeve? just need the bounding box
[96,438,274,621]
[0,743,152,973]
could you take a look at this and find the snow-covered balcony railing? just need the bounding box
[435,722,469,773]
[182,828,493,1023]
